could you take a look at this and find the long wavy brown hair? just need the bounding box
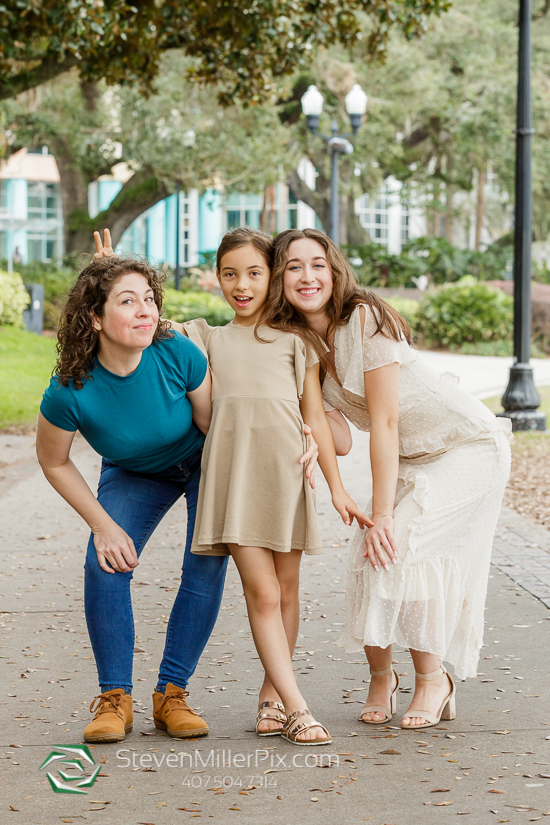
[262,228,412,369]
[55,256,171,390]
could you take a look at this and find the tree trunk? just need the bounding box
[64,169,171,256]
[475,168,486,250]
[344,194,370,245]
[49,136,91,256]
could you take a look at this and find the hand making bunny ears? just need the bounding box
[93,228,116,259]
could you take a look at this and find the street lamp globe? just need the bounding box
[183,128,196,148]
[345,84,368,133]
[301,85,324,133]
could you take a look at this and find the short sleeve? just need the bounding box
[40,377,80,432]
[182,319,214,358]
[360,305,413,373]
[175,332,208,392]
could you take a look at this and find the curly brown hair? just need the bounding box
[262,228,412,370]
[55,256,171,390]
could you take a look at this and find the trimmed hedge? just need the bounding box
[0,270,29,327]
[162,288,233,327]
[414,277,513,349]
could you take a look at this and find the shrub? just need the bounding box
[385,296,420,329]
[7,261,77,329]
[344,237,512,289]
[415,276,513,349]
[163,289,233,327]
[0,270,29,327]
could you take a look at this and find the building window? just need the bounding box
[120,215,148,257]
[27,181,61,220]
[27,229,61,262]
[356,184,389,245]
[288,189,298,230]
[226,192,262,230]
[0,181,7,214]
[401,203,410,243]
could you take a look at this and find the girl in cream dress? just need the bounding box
[268,228,512,730]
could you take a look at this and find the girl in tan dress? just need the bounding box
[173,227,370,745]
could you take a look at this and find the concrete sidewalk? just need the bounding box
[1,431,549,825]
[417,351,550,400]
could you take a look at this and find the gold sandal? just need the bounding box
[360,665,400,725]
[401,664,456,730]
[281,708,332,746]
[256,701,287,737]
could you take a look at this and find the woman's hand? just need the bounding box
[93,228,116,259]
[92,521,139,574]
[332,489,374,529]
[300,424,318,489]
[363,515,398,571]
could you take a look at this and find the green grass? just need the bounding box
[0,326,56,430]
[483,384,550,451]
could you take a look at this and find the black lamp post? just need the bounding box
[497,0,546,431]
[301,84,368,246]
[174,128,196,291]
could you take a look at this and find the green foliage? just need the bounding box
[9,261,76,329]
[415,276,513,349]
[385,296,421,328]
[0,270,29,327]
[163,289,233,327]
[346,237,512,289]
[0,326,56,429]
[0,1,450,105]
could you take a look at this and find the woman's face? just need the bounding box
[93,272,159,350]
[282,238,334,317]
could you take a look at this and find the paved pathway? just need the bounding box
[1,425,549,824]
[418,351,550,399]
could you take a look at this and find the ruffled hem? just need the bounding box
[337,454,491,680]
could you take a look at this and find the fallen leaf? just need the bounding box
[434,801,453,806]
[489,789,506,794]
[380,750,401,755]
[431,788,450,793]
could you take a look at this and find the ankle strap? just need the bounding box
[370,665,393,677]
[415,665,447,681]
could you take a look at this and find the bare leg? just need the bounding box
[229,545,327,742]
[401,649,453,728]
[257,549,302,732]
[361,644,397,722]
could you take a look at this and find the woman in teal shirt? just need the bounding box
[37,243,227,744]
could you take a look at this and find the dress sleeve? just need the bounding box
[360,304,412,373]
[40,376,80,432]
[182,319,213,358]
[294,337,320,399]
[176,334,208,392]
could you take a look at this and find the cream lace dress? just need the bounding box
[323,305,512,679]
[184,320,323,557]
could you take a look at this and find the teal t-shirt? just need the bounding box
[40,331,207,473]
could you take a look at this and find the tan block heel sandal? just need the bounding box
[359,665,400,725]
[281,708,332,746]
[256,701,287,737]
[400,664,456,730]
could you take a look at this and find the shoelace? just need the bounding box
[89,692,125,716]
[157,689,196,717]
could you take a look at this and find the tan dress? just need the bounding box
[322,305,512,679]
[184,320,323,556]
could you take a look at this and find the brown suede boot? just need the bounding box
[152,683,209,738]
[84,689,133,743]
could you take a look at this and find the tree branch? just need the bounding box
[0,53,79,102]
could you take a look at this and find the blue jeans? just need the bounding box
[84,448,228,694]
